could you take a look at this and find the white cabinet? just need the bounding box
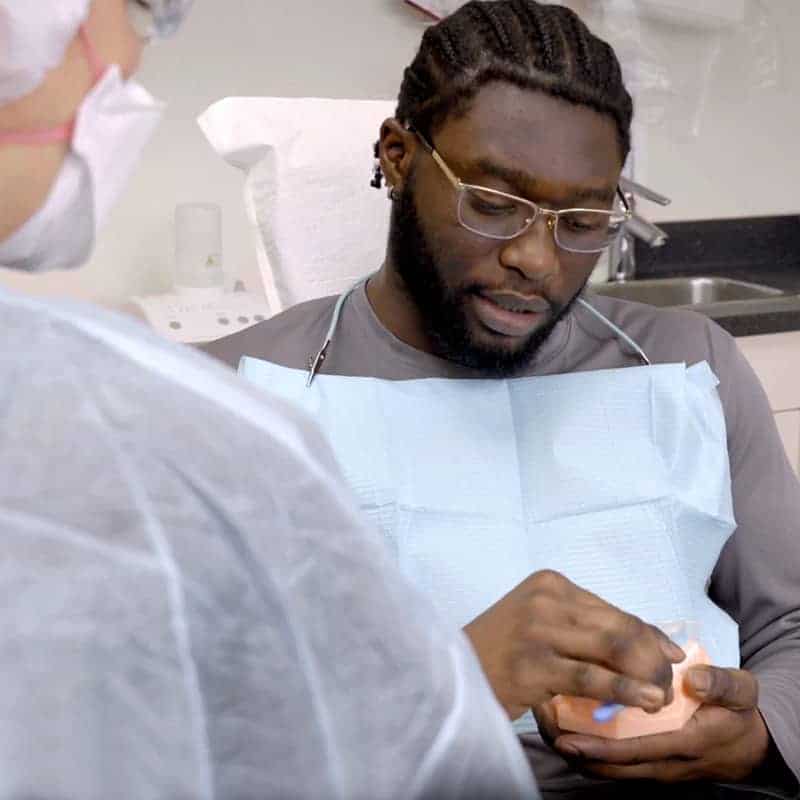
[737,332,800,475]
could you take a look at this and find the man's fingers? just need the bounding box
[534,701,562,745]
[555,726,697,764]
[545,658,668,712]
[654,628,688,664]
[556,704,751,769]
[686,667,759,710]
[542,613,678,695]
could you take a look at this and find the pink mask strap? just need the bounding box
[0,24,107,147]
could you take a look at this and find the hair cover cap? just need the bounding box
[0,0,91,104]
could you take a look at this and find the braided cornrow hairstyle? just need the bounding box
[392,0,632,166]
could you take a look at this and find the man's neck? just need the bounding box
[365,263,439,355]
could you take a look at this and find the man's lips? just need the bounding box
[481,291,552,314]
[471,290,552,338]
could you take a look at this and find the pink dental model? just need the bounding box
[552,624,710,740]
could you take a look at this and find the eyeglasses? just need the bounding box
[414,132,631,254]
[127,0,194,39]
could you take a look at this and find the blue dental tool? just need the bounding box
[593,702,626,723]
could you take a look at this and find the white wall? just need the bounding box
[1,0,798,307]
[634,1,800,223]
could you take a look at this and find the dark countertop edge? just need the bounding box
[688,297,800,338]
[713,311,800,338]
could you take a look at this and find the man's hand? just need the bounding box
[545,666,770,783]
[462,570,685,721]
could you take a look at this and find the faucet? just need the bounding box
[610,177,672,282]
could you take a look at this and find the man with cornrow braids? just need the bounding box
[206,2,800,796]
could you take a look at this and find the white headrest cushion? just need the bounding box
[199,96,395,312]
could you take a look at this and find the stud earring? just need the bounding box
[370,160,384,190]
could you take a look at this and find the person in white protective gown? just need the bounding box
[0,2,539,798]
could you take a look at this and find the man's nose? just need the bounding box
[497,213,560,283]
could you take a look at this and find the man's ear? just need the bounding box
[378,119,418,193]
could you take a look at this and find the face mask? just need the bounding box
[0,0,92,105]
[0,26,164,272]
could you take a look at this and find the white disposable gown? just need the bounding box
[0,290,538,799]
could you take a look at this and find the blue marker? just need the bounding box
[593,702,626,723]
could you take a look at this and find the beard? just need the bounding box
[388,175,580,378]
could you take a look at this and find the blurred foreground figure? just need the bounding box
[0,2,538,797]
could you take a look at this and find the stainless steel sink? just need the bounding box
[592,277,785,308]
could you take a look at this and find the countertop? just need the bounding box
[625,215,800,337]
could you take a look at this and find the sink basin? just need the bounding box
[592,277,784,308]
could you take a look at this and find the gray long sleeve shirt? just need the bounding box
[203,284,800,798]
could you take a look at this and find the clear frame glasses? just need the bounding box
[415,132,631,254]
